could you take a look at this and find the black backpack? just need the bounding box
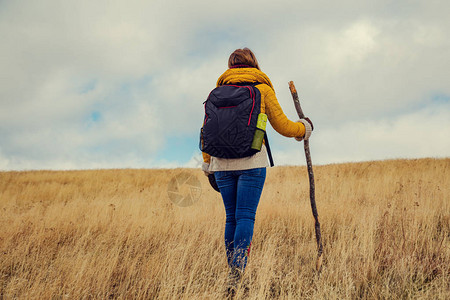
[199,83,274,166]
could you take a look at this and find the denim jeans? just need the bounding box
[214,167,266,270]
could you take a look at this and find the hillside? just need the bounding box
[0,158,449,299]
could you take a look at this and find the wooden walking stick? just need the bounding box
[288,81,323,272]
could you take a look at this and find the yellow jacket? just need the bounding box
[202,67,306,164]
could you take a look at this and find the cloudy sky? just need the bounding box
[0,0,449,170]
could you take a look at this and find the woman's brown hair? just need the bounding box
[228,48,260,70]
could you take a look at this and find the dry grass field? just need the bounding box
[0,158,449,299]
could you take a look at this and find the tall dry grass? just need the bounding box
[0,158,449,299]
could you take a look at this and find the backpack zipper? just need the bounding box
[226,85,255,126]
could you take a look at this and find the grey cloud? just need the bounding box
[0,0,449,170]
[273,102,450,165]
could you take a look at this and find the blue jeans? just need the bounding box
[214,168,266,270]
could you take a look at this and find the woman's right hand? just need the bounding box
[295,118,313,141]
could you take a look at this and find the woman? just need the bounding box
[201,48,313,287]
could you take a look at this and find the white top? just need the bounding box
[208,144,270,172]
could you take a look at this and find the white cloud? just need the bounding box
[273,103,450,166]
[265,16,450,128]
[184,152,205,169]
[0,0,449,170]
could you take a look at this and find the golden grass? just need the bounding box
[0,158,449,299]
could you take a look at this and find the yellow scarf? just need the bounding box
[216,68,274,91]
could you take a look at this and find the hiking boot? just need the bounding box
[225,267,242,298]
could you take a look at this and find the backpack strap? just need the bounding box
[250,82,274,167]
[264,132,274,167]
